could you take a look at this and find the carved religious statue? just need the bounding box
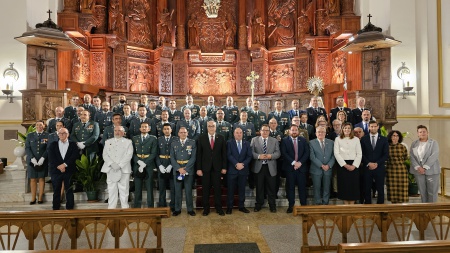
[81,0,96,13]
[157,8,175,47]
[126,0,152,47]
[188,13,200,48]
[223,14,236,49]
[326,0,340,16]
[267,0,296,47]
[109,0,125,37]
[250,11,265,47]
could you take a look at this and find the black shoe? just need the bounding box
[172,210,181,216]
[254,206,261,212]
[170,207,175,212]
[46,179,52,183]
[30,200,36,205]
[104,198,108,203]
[217,209,225,216]
[286,207,293,213]
[188,211,196,216]
[202,210,210,216]
[239,207,250,213]
[270,207,277,213]
[226,208,232,214]
[38,200,44,204]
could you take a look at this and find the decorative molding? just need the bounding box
[160,62,173,94]
[271,51,294,61]
[437,0,450,107]
[91,51,105,86]
[127,49,152,60]
[114,56,128,90]
[268,63,294,93]
[188,67,236,95]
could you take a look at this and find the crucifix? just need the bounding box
[32,55,52,84]
[47,9,52,20]
[246,70,260,102]
[368,56,385,83]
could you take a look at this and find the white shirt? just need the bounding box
[58,140,69,160]
[334,137,362,167]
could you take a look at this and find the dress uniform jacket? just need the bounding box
[205,105,219,120]
[81,104,97,120]
[121,115,136,129]
[222,105,240,124]
[248,110,267,133]
[181,104,201,119]
[233,122,256,142]
[195,116,211,135]
[306,107,328,126]
[156,136,179,169]
[155,121,175,138]
[216,121,233,140]
[63,106,78,120]
[269,129,284,142]
[147,109,162,122]
[25,132,49,177]
[47,117,72,133]
[101,125,129,145]
[112,103,125,115]
[240,106,253,113]
[48,132,59,145]
[268,111,290,133]
[70,121,100,154]
[168,110,183,123]
[299,123,314,138]
[170,138,197,176]
[129,117,157,137]
[94,111,114,134]
[175,119,201,140]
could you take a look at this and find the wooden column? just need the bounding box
[176,0,186,49]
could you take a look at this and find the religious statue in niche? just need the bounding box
[188,13,200,48]
[128,63,152,92]
[223,14,236,49]
[250,11,265,47]
[188,68,236,95]
[326,0,340,16]
[81,0,96,13]
[24,97,36,121]
[157,9,175,47]
[269,64,294,93]
[43,98,55,120]
[332,54,346,84]
[72,50,90,83]
[93,3,108,34]
[267,0,296,47]
[109,0,125,37]
[126,0,152,47]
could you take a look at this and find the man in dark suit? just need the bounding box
[354,110,372,136]
[306,96,328,126]
[360,120,389,204]
[64,95,80,120]
[329,96,353,124]
[287,99,306,121]
[196,120,227,216]
[351,97,372,125]
[48,128,79,210]
[251,124,281,212]
[226,127,252,214]
[281,125,310,213]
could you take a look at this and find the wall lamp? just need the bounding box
[2,63,19,103]
[397,62,415,99]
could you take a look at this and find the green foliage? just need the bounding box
[74,153,105,192]
[380,126,388,137]
[15,125,36,146]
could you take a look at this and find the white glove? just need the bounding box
[185,172,189,176]
[166,165,172,173]
[138,164,145,173]
[159,165,165,173]
[37,157,45,166]
[137,160,146,167]
[111,163,121,171]
[77,142,85,149]
[31,158,38,166]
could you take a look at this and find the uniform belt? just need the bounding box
[159,155,170,159]
[177,160,189,164]
[136,154,149,159]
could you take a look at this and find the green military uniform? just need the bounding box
[181,104,200,119]
[216,121,233,140]
[94,111,114,134]
[170,138,196,213]
[156,135,178,209]
[100,125,129,145]
[25,132,49,178]
[248,110,267,133]
[175,119,201,140]
[268,111,290,134]
[233,121,256,142]
[222,105,240,124]
[168,109,183,124]
[132,134,157,208]
[129,117,157,137]
[64,106,78,120]
[206,105,219,120]
[70,121,100,157]
[195,116,211,135]
[155,121,175,138]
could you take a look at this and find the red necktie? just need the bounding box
[210,135,214,149]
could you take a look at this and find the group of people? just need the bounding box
[24,93,440,214]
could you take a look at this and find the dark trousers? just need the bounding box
[286,169,308,206]
[202,170,223,210]
[364,168,385,204]
[158,173,174,209]
[227,173,248,208]
[255,164,276,207]
[51,172,74,210]
[134,167,154,208]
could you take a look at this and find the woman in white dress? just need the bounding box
[334,122,362,204]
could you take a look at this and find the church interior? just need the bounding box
[1,0,450,252]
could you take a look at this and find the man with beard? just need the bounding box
[94,101,114,134]
[112,94,127,115]
[129,105,157,137]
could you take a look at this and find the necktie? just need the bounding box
[293,138,298,162]
[364,123,368,132]
[237,141,242,154]
[263,138,267,163]
[210,135,214,149]
[142,135,145,142]
[37,133,41,138]
[321,140,325,153]
[181,140,184,146]
[83,123,86,128]
[141,119,144,123]
[166,138,169,143]
[371,136,376,149]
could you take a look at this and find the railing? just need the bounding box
[293,203,450,253]
[338,240,450,253]
[0,208,170,251]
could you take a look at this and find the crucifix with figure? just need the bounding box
[246,70,260,102]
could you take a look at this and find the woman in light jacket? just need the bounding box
[410,125,440,203]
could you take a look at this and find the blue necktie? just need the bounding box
[263,139,267,163]
[237,141,242,154]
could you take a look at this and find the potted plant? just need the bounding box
[10,125,36,168]
[74,153,105,202]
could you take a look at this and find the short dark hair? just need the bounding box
[300,112,308,118]
[112,113,122,118]
[163,123,172,128]
[36,120,45,125]
[138,105,147,109]
[369,120,378,126]
[387,130,403,144]
[417,125,428,131]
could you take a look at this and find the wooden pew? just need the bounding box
[293,203,450,253]
[0,208,170,251]
[338,240,450,253]
[0,249,161,253]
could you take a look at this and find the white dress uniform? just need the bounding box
[101,137,134,209]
